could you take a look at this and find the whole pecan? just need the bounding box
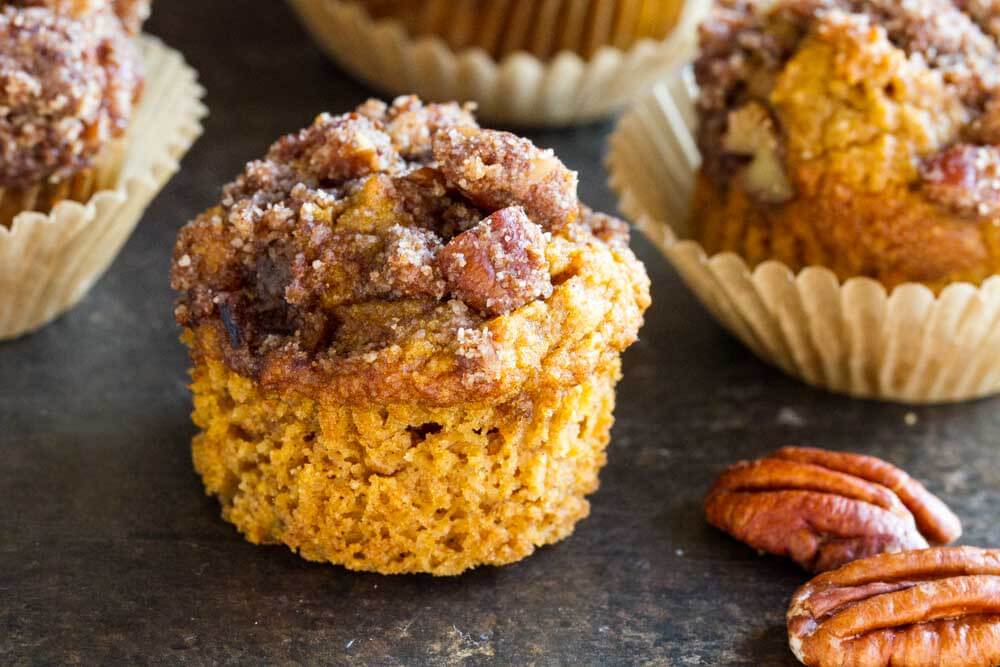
[705,447,962,572]
[788,547,1000,667]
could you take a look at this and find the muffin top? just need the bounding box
[172,96,650,406]
[0,4,143,187]
[696,0,1000,221]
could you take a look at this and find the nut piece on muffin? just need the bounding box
[693,0,1000,290]
[0,1,145,225]
[171,96,651,575]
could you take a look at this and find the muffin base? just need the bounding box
[190,354,621,575]
[607,68,1000,403]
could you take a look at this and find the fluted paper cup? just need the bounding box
[607,67,1000,404]
[352,0,688,59]
[286,0,711,126]
[0,36,206,341]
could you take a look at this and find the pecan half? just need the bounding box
[705,447,961,572]
[788,547,1000,667]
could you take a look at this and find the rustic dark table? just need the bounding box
[2,2,998,665]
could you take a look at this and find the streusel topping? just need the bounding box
[9,0,150,33]
[0,5,142,187]
[172,97,647,402]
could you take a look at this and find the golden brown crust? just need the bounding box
[705,447,961,572]
[694,1,1000,289]
[173,96,650,407]
[788,547,1000,667]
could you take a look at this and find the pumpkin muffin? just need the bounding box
[0,1,144,226]
[355,0,686,60]
[693,0,1000,290]
[171,96,650,575]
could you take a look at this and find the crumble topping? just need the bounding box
[172,97,637,386]
[0,4,142,187]
[10,0,151,33]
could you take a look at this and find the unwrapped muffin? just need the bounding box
[171,96,650,575]
[694,0,1000,290]
[357,0,686,59]
[0,2,145,226]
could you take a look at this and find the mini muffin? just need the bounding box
[693,0,1000,291]
[0,2,144,226]
[171,96,650,575]
[357,0,686,59]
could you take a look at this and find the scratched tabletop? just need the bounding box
[2,2,998,665]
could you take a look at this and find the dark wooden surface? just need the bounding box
[2,3,998,665]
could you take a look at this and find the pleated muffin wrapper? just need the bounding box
[285,0,711,126]
[0,137,128,228]
[607,68,1000,404]
[0,36,206,340]
[353,0,689,59]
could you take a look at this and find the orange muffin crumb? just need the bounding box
[172,96,650,574]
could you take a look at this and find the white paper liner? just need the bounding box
[0,36,206,341]
[607,67,1000,404]
[286,0,712,126]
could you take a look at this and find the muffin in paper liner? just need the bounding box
[170,97,650,574]
[354,0,687,60]
[0,36,206,340]
[285,0,711,126]
[607,68,1000,404]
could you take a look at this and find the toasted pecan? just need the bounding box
[705,447,961,572]
[437,206,552,316]
[432,126,579,231]
[788,547,1000,667]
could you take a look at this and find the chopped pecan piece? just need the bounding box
[705,447,961,572]
[722,102,793,203]
[268,113,401,183]
[921,144,1000,218]
[788,547,1000,667]
[437,206,552,317]
[432,126,579,231]
[358,95,478,160]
